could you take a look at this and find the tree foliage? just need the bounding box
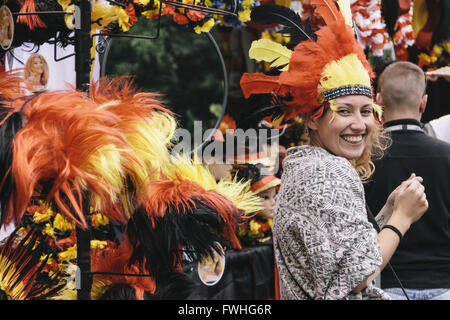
[104,16,226,133]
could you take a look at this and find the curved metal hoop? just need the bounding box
[98,28,228,155]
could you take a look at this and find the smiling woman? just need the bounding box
[240,2,429,300]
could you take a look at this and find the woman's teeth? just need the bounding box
[342,135,363,143]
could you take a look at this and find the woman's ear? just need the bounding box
[306,117,318,131]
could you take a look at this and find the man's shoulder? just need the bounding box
[390,131,450,154]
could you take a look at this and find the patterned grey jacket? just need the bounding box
[273,145,390,300]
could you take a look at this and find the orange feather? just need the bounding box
[310,0,343,25]
[16,0,47,30]
[142,179,242,250]
[240,73,281,99]
[6,91,130,227]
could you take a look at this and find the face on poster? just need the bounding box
[24,53,49,92]
[197,242,225,286]
[0,5,14,50]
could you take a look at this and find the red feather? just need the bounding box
[240,73,281,99]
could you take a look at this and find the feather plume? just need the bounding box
[0,71,26,101]
[6,91,131,227]
[214,177,264,216]
[240,73,281,99]
[17,0,47,30]
[251,4,316,49]
[126,179,241,280]
[249,39,292,71]
[337,0,353,27]
[0,106,23,225]
[90,77,177,215]
[165,154,264,215]
[310,0,344,25]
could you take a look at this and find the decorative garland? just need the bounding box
[238,216,273,244]
[350,0,390,57]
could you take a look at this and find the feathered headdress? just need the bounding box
[89,77,177,213]
[3,90,133,228]
[165,153,264,215]
[240,1,383,123]
[125,178,242,281]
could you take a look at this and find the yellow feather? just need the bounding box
[318,53,371,95]
[164,154,264,215]
[249,39,293,71]
[214,178,264,215]
[337,0,353,28]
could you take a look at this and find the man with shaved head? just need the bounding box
[365,61,450,300]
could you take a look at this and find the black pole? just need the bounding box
[74,0,93,300]
[75,0,93,92]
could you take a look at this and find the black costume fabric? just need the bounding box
[365,119,450,289]
[183,242,275,299]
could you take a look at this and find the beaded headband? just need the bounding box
[320,84,373,103]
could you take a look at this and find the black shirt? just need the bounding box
[365,119,450,289]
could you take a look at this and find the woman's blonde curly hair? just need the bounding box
[349,123,391,182]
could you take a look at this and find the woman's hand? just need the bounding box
[387,174,428,234]
[376,173,423,227]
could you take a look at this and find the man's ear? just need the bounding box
[419,94,428,114]
[375,92,383,106]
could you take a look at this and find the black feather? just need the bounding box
[126,198,232,282]
[250,4,317,49]
[150,272,203,300]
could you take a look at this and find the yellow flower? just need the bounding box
[248,219,261,237]
[443,41,450,53]
[418,53,431,64]
[261,31,271,40]
[268,218,273,229]
[432,44,443,57]
[114,7,131,32]
[54,214,75,231]
[238,9,251,22]
[91,213,110,227]
[59,245,77,262]
[33,208,53,223]
[242,0,254,8]
[91,240,108,250]
[137,0,151,5]
[238,227,248,238]
[194,18,215,34]
[40,254,54,265]
[42,223,55,237]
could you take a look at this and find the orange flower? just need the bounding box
[187,9,205,22]
[173,12,189,24]
[162,4,175,16]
